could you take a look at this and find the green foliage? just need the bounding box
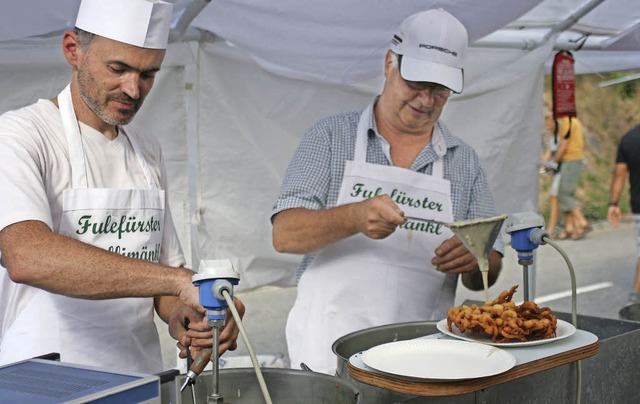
[620,81,637,100]
[607,71,639,100]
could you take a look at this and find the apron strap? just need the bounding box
[57,84,158,190]
[354,104,446,179]
[431,124,447,178]
[59,84,88,188]
[353,105,372,163]
[124,129,160,190]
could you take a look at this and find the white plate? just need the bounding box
[361,339,516,381]
[436,318,576,347]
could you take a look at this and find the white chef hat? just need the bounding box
[75,0,173,49]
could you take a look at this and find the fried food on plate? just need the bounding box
[447,285,557,343]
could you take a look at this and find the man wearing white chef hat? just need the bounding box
[0,0,243,373]
[272,8,503,374]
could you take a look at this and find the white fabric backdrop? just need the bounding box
[0,37,550,290]
[164,39,550,289]
[192,0,543,84]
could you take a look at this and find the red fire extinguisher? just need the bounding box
[551,50,577,119]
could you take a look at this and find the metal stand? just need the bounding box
[519,258,532,302]
[208,320,224,404]
[191,259,240,404]
[505,212,546,302]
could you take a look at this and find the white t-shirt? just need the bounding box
[0,98,185,342]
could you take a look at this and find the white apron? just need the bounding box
[0,85,165,373]
[286,105,457,375]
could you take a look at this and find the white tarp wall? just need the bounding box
[171,38,553,289]
[3,0,638,291]
[0,36,552,291]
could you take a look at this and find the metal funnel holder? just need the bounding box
[446,214,507,275]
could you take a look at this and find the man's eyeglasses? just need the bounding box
[403,80,452,99]
[397,55,452,100]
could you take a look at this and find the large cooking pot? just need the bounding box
[332,321,444,403]
[619,302,640,322]
[332,321,439,379]
[171,367,360,403]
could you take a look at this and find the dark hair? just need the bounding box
[73,27,95,50]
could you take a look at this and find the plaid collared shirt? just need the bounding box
[272,102,502,279]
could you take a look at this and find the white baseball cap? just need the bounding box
[390,9,468,93]
[75,0,173,49]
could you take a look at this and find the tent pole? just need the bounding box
[473,0,607,51]
[541,0,606,42]
[185,43,202,268]
[169,0,213,43]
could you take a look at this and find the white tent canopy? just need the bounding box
[0,0,638,289]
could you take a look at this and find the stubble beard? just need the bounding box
[77,66,140,126]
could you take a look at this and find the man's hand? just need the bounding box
[272,195,405,254]
[608,205,622,227]
[217,297,245,354]
[176,297,245,359]
[356,195,406,239]
[431,235,478,275]
[540,160,559,171]
[431,236,502,291]
[176,272,206,315]
[167,305,210,359]
[608,163,628,228]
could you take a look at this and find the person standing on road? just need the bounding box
[541,113,562,237]
[550,116,590,240]
[608,124,640,301]
[0,0,244,373]
[271,9,502,374]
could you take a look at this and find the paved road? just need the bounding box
[159,219,639,370]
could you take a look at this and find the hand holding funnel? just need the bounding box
[446,214,507,302]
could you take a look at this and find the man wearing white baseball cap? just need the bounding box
[0,0,244,373]
[272,8,502,374]
[390,8,468,93]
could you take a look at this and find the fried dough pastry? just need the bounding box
[447,285,557,343]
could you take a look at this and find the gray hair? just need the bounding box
[73,27,95,50]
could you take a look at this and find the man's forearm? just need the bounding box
[155,295,183,324]
[553,142,568,162]
[1,220,192,299]
[609,164,628,205]
[272,206,360,254]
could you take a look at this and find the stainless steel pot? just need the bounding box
[332,321,439,379]
[170,367,360,403]
[619,302,640,322]
[331,321,444,403]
